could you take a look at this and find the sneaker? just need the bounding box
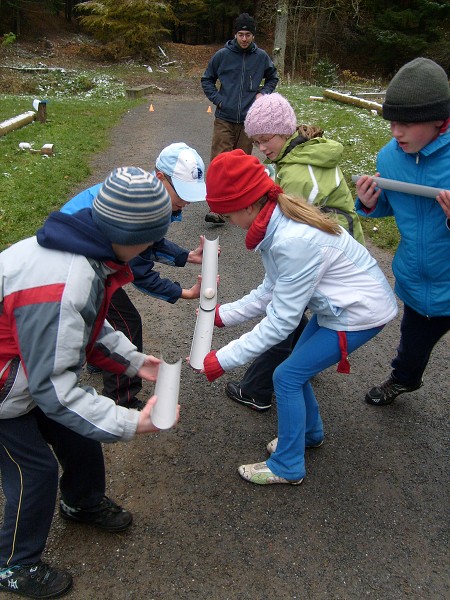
[365,376,423,406]
[204,212,225,224]
[86,364,102,375]
[59,496,132,532]
[266,436,324,454]
[121,398,146,411]
[225,381,271,412]
[238,462,303,486]
[0,561,72,598]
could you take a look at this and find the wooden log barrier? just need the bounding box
[323,89,383,114]
[125,85,154,99]
[0,111,36,137]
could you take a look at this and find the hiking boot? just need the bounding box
[365,376,423,406]
[0,561,72,598]
[238,461,303,486]
[204,212,225,224]
[121,398,146,411]
[59,496,132,532]
[266,436,324,454]
[86,364,102,375]
[225,381,271,412]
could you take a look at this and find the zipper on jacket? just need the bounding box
[237,54,246,122]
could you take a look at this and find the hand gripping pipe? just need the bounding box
[352,175,444,199]
[151,358,182,429]
[189,236,219,371]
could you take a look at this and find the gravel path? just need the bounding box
[6,95,448,600]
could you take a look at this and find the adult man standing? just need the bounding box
[201,12,279,223]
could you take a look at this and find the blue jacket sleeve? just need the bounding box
[61,184,102,213]
[260,56,279,94]
[128,238,189,304]
[201,53,222,106]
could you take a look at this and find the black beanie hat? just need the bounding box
[383,57,450,122]
[234,13,256,35]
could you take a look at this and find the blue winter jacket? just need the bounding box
[201,39,278,124]
[62,184,189,303]
[355,130,450,317]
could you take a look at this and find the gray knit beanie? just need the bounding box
[92,167,172,245]
[383,57,450,122]
[244,93,297,138]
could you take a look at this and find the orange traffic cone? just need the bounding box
[149,104,154,112]
[207,105,212,113]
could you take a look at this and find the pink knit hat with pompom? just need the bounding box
[244,93,297,138]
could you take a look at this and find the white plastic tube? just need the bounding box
[352,175,444,199]
[151,358,181,430]
[189,236,219,371]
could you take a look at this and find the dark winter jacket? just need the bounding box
[201,39,278,124]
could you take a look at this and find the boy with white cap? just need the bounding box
[0,167,175,598]
[62,142,207,410]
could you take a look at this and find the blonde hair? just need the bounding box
[279,193,341,234]
[257,191,341,235]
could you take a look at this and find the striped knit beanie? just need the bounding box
[383,58,450,122]
[92,167,172,245]
[245,93,297,138]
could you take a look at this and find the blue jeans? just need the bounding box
[267,316,383,481]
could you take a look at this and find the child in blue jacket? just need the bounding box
[355,58,450,406]
[62,143,207,410]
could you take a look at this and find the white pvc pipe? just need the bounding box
[352,175,444,199]
[198,237,219,310]
[189,236,219,371]
[151,358,181,429]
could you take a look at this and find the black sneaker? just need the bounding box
[59,496,132,532]
[0,561,72,598]
[205,212,225,224]
[225,381,271,412]
[86,364,102,375]
[365,376,423,406]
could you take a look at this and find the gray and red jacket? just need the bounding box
[0,209,142,441]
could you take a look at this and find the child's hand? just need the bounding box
[187,235,205,264]
[436,190,450,219]
[136,395,180,433]
[356,173,381,209]
[181,275,202,299]
[137,355,161,381]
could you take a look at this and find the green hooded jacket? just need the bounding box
[273,132,365,245]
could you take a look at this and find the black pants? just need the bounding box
[240,313,309,402]
[103,288,143,406]
[391,303,450,386]
[0,408,105,567]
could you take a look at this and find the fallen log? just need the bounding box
[0,111,36,137]
[323,89,383,114]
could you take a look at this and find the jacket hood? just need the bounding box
[37,208,118,261]
[275,135,344,168]
[226,38,256,54]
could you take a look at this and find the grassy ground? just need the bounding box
[0,68,397,251]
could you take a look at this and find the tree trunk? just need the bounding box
[273,0,288,79]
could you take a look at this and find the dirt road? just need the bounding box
[6,95,449,600]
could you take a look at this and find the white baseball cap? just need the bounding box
[155,142,206,202]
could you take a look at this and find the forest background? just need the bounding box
[1,0,449,81]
